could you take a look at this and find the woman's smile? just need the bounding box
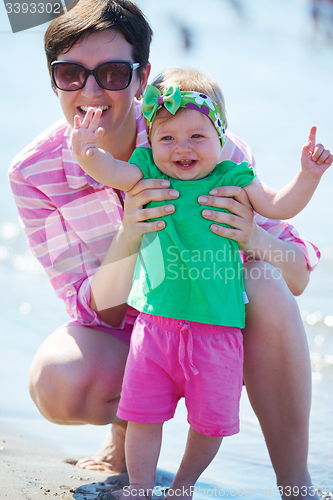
[79,105,110,115]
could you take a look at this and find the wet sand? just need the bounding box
[1,421,130,500]
[2,417,333,500]
[0,420,176,500]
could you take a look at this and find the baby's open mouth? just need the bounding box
[175,160,197,169]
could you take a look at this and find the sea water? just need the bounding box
[0,0,332,496]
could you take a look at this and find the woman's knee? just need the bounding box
[28,326,128,424]
[28,330,92,423]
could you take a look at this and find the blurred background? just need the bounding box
[0,0,332,496]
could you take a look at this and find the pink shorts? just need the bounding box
[117,313,244,437]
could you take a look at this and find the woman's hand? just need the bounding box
[122,178,179,250]
[198,185,310,294]
[90,179,179,325]
[198,185,258,253]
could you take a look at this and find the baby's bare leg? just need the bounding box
[166,427,223,500]
[125,422,163,494]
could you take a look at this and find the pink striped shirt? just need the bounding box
[9,101,319,330]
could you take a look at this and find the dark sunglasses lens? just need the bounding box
[54,64,86,91]
[97,63,131,90]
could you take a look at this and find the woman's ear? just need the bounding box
[136,62,151,98]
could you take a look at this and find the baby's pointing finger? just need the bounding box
[307,125,317,149]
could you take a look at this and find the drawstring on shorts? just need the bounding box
[177,322,199,380]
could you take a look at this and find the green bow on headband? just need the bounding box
[141,82,227,147]
[142,83,182,124]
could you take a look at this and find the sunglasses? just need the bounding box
[51,61,141,91]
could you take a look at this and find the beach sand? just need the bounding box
[2,417,332,500]
[0,420,177,500]
[1,421,131,500]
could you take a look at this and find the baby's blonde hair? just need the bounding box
[151,67,227,128]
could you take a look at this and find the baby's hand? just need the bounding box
[301,126,333,180]
[71,107,104,159]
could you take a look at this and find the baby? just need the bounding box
[72,68,332,499]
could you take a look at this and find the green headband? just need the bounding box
[142,83,226,147]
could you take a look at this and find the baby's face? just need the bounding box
[150,108,222,181]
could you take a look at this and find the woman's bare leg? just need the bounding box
[76,421,127,472]
[28,324,129,472]
[243,261,316,500]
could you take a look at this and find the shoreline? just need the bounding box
[1,416,332,500]
[0,419,130,500]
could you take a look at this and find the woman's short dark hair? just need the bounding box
[44,0,153,80]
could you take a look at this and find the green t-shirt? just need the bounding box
[127,147,256,327]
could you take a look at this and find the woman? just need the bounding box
[9,0,319,497]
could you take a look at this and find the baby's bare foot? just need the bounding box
[76,423,127,473]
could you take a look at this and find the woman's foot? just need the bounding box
[76,423,127,473]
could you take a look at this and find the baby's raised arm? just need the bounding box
[71,108,143,191]
[244,126,332,219]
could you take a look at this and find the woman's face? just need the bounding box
[55,29,150,147]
